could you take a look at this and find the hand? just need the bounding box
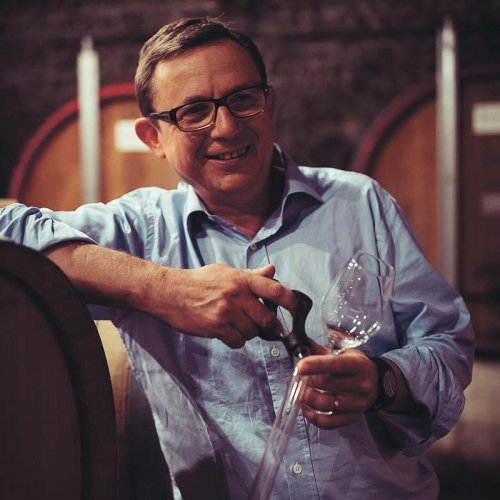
[153,263,298,349]
[297,340,378,429]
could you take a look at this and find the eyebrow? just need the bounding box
[175,94,211,107]
[171,82,263,109]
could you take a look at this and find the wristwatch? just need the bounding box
[369,357,397,410]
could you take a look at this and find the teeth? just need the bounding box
[210,147,246,160]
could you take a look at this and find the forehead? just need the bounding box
[151,40,262,107]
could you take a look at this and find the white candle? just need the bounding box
[77,36,100,204]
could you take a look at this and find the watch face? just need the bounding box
[383,370,397,399]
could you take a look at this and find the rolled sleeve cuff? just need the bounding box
[1,204,96,252]
[376,345,468,456]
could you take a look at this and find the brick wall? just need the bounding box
[0,0,499,195]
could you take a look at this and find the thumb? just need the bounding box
[248,263,276,279]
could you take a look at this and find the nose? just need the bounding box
[210,104,242,139]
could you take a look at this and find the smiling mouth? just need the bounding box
[206,146,249,161]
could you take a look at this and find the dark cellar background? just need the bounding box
[1,1,500,498]
[0,0,499,195]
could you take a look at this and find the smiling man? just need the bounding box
[135,27,279,235]
[0,17,473,500]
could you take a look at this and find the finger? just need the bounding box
[297,349,363,377]
[297,353,339,376]
[218,325,247,349]
[234,311,261,341]
[308,337,331,355]
[217,308,264,347]
[301,405,349,430]
[248,264,276,279]
[301,385,340,414]
[312,395,340,417]
[244,296,283,336]
[247,273,297,313]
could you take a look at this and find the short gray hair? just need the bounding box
[135,17,268,116]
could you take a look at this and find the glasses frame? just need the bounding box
[147,84,270,132]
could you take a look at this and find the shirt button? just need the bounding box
[270,346,280,357]
[249,243,258,251]
[292,463,303,475]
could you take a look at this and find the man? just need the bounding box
[1,17,473,499]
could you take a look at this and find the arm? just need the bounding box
[1,201,296,348]
[44,241,296,348]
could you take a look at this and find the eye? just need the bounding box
[228,89,260,112]
[177,101,213,124]
[228,89,264,116]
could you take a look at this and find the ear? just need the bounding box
[135,118,166,159]
[266,85,276,116]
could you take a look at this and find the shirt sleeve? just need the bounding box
[0,190,153,257]
[0,203,96,251]
[1,192,156,321]
[369,182,474,456]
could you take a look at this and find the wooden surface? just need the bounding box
[9,85,180,211]
[5,84,177,498]
[351,81,439,270]
[0,240,117,500]
[367,100,438,268]
[97,320,173,500]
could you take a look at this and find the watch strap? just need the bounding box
[369,356,397,410]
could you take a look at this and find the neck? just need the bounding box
[201,168,284,238]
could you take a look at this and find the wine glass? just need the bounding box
[321,253,395,354]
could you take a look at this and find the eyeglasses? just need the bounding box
[147,84,269,132]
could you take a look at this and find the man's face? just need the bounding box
[138,39,276,211]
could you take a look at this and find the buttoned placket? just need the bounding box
[195,211,320,498]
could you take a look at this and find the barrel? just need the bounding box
[96,320,173,500]
[0,240,117,500]
[8,83,180,210]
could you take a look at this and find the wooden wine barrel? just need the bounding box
[8,83,180,211]
[351,79,439,268]
[0,239,117,500]
[351,65,500,292]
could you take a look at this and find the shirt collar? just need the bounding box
[274,144,322,204]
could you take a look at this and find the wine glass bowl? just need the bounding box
[321,253,395,353]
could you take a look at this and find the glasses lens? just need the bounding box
[227,87,265,117]
[176,101,215,131]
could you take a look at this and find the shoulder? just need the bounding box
[298,165,392,203]
[99,185,190,232]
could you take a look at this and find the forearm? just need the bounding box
[44,241,170,313]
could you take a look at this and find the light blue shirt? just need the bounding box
[1,147,474,499]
